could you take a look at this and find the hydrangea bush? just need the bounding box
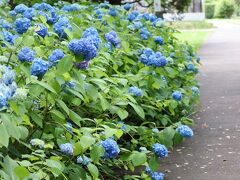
[0,1,200,179]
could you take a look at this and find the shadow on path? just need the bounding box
[159,21,240,180]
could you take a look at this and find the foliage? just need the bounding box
[205,3,216,19]
[0,1,200,179]
[167,21,215,30]
[214,0,236,18]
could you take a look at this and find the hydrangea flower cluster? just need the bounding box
[105,31,120,47]
[0,65,18,108]
[82,27,102,49]
[129,86,142,97]
[172,91,182,101]
[48,49,65,66]
[18,47,35,62]
[30,138,45,148]
[11,88,28,101]
[153,143,168,158]
[176,125,194,138]
[34,24,48,38]
[0,19,12,30]
[99,139,120,158]
[61,4,81,12]
[151,172,165,180]
[69,28,101,63]
[154,36,164,45]
[108,7,118,17]
[30,58,49,77]
[191,86,200,96]
[60,143,73,156]
[14,18,31,34]
[53,17,72,38]
[139,48,168,67]
[140,28,151,40]
[128,22,144,31]
[0,31,18,45]
[145,167,165,180]
[77,155,90,166]
[123,3,132,11]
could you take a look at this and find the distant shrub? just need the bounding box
[205,3,216,19]
[214,0,236,18]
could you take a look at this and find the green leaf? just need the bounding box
[0,123,9,147]
[14,166,30,180]
[149,155,159,172]
[37,81,57,94]
[90,145,105,163]
[56,99,69,116]
[129,103,145,119]
[87,163,99,179]
[80,135,95,149]
[87,85,99,101]
[23,35,34,46]
[57,56,73,74]
[132,152,147,166]
[99,95,110,111]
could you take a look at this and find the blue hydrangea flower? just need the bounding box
[23,8,35,20]
[176,125,194,138]
[129,86,142,97]
[149,14,157,22]
[14,18,31,34]
[117,121,126,131]
[151,172,165,180]
[127,13,137,22]
[191,86,199,95]
[18,47,35,62]
[108,8,117,17]
[154,36,164,45]
[139,48,167,67]
[67,81,75,89]
[30,138,45,148]
[30,58,49,77]
[196,56,201,62]
[128,22,144,31]
[172,91,182,101]
[68,38,98,61]
[153,18,164,27]
[140,28,151,40]
[60,143,73,155]
[35,24,48,38]
[0,83,12,108]
[153,143,168,158]
[9,10,17,16]
[48,49,65,66]
[82,27,101,49]
[0,20,12,30]
[105,31,120,47]
[14,4,28,14]
[53,17,72,38]
[2,68,15,85]
[0,31,18,45]
[99,139,120,159]
[77,155,90,166]
[11,88,28,101]
[61,4,81,12]
[145,167,153,174]
[124,3,132,11]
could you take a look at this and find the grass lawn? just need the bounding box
[166,21,215,30]
[175,31,214,50]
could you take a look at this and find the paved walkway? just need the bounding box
[160,21,240,180]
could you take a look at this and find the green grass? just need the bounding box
[166,21,215,30]
[175,31,214,50]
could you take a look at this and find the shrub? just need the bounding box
[214,0,236,18]
[0,2,200,179]
[205,3,216,19]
